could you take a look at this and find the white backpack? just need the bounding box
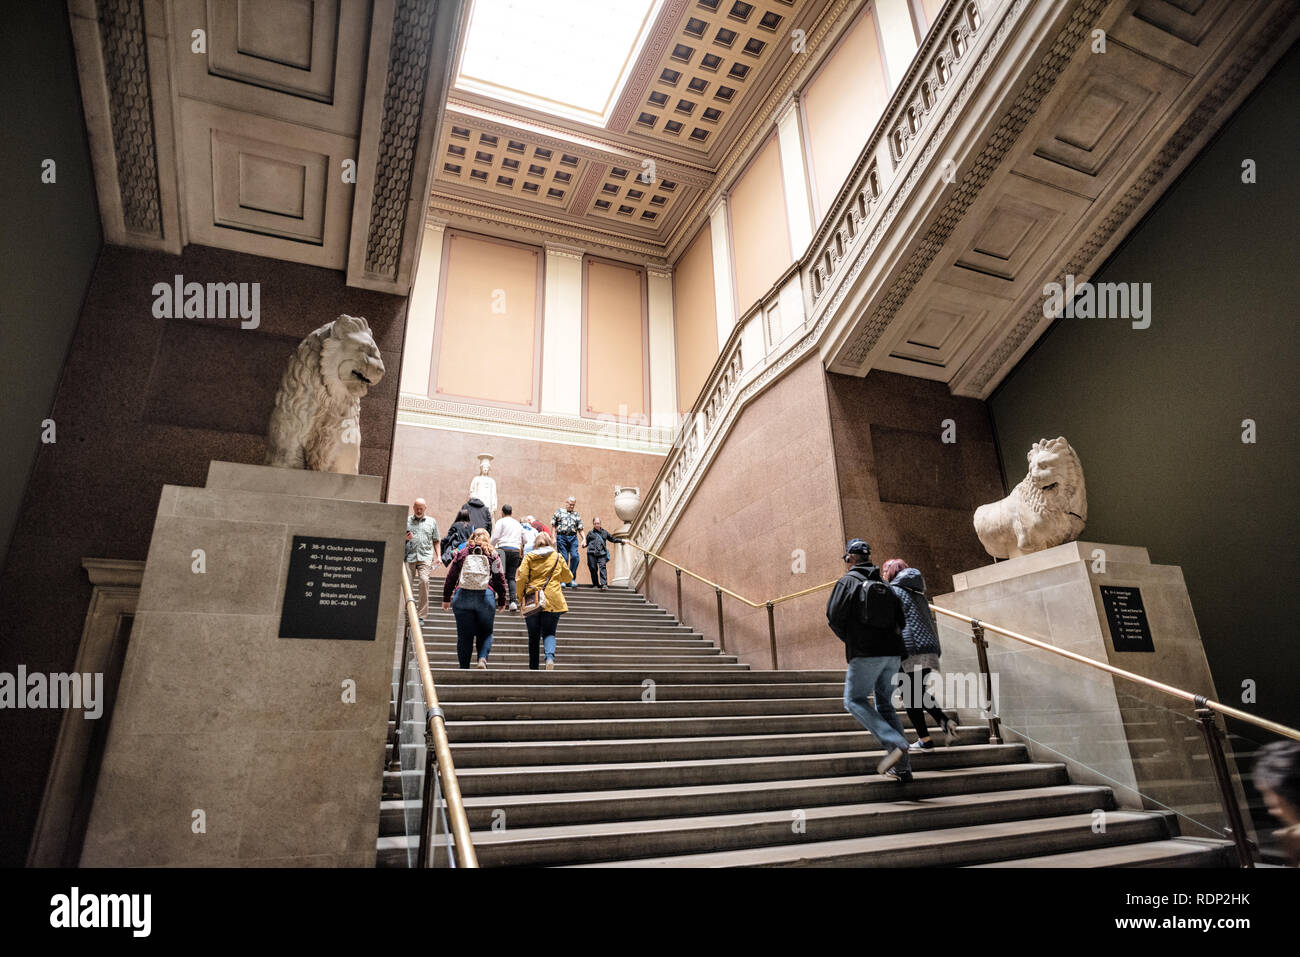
[460,546,492,590]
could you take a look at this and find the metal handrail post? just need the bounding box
[766,601,778,670]
[400,573,478,866]
[416,720,437,868]
[1194,703,1255,867]
[676,567,683,623]
[388,618,413,772]
[715,586,725,653]
[970,620,1002,744]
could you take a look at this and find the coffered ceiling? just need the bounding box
[430,0,847,262]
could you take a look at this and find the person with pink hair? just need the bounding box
[882,558,960,751]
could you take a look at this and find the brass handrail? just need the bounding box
[625,539,1300,742]
[625,540,836,607]
[927,603,1300,742]
[399,571,478,868]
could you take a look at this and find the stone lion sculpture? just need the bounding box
[974,436,1086,559]
[265,315,385,474]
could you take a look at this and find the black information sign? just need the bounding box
[279,535,386,641]
[1100,585,1154,653]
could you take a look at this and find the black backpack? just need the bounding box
[440,523,466,566]
[859,578,900,630]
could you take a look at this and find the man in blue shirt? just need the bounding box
[405,498,439,621]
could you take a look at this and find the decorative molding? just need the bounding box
[839,0,1056,367]
[441,101,714,186]
[82,557,146,587]
[607,0,694,131]
[964,0,1300,394]
[397,396,673,455]
[362,0,440,279]
[429,193,670,263]
[97,0,162,237]
[544,242,586,261]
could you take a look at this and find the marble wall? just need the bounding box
[645,362,1005,671]
[387,424,664,541]
[646,354,847,670]
[827,369,1004,597]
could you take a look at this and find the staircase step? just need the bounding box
[427,668,842,685]
[440,743,1032,795]
[446,728,977,767]
[437,696,848,720]
[422,785,1117,867]
[569,810,1176,868]
[378,762,1069,834]
[968,837,1237,867]
[423,655,740,669]
[436,714,971,743]
[433,681,846,702]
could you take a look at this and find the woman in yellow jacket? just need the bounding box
[515,533,574,670]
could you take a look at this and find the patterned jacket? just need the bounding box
[552,507,584,537]
[889,567,942,659]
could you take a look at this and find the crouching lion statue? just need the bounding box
[265,315,385,474]
[974,436,1086,559]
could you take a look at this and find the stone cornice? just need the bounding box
[398,396,672,455]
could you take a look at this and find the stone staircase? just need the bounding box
[377,584,1234,867]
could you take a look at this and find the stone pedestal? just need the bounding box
[934,542,1242,841]
[609,523,634,586]
[80,462,406,866]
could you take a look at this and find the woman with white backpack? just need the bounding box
[441,529,508,669]
[515,533,574,670]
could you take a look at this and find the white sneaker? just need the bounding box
[476,658,487,670]
[545,660,554,671]
[509,602,518,612]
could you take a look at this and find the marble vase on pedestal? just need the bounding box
[79,462,407,866]
[608,486,641,586]
[933,542,1247,843]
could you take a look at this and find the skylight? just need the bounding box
[456,0,663,126]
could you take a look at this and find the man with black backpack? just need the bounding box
[826,538,913,782]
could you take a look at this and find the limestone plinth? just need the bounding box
[80,462,406,866]
[608,523,634,586]
[934,542,1244,842]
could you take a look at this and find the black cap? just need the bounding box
[843,538,871,561]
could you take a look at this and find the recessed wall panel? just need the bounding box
[584,259,647,418]
[434,234,540,406]
[729,136,791,316]
[673,223,719,412]
[802,7,890,217]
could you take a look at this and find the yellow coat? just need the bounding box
[516,548,574,613]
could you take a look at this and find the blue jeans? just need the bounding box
[525,611,563,668]
[557,533,580,586]
[844,656,910,770]
[451,589,495,667]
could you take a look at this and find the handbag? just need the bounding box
[522,554,562,617]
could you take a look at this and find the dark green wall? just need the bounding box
[0,2,102,569]
[989,42,1300,731]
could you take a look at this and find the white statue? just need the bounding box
[264,315,385,474]
[974,436,1087,559]
[467,453,497,516]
